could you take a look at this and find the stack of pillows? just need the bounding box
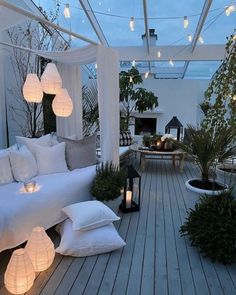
[56,200,126,257]
[0,133,98,185]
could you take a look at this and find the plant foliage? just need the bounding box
[91,162,125,202]
[174,125,236,181]
[119,67,158,130]
[180,190,236,264]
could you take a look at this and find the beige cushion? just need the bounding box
[57,134,97,170]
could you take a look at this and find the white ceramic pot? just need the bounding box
[103,196,122,213]
[185,178,228,196]
[216,164,236,194]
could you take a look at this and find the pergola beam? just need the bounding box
[0,0,98,45]
[114,45,224,61]
[79,0,108,46]
[142,0,150,54]
[182,0,213,78]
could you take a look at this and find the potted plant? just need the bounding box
[91,162,125,212]
[180,189,236,264]
[174,124,236,195]
[216,163,236,195]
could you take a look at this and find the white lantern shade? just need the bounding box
[25,226,55,272]
[4,248,35,294]
[23,74,43,103]
[52,88,73,117]
[41,63,62,94]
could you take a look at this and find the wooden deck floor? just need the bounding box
[1,159,236,295]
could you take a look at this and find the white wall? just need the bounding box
[139,76,209,134]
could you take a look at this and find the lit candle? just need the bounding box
[24,181,36,193]
[126,190,132,209]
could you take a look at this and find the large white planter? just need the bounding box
[103,196,122,213]
[216,164,236,194]
[185,179,228,196]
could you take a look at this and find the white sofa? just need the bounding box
[0,165,96,252]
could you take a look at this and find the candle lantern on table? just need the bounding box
[119,165,141,213]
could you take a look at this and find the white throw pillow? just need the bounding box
[62,200,120,231]
[0,152,14,185]
[9,146,37,182]
[56,219,126,257]
[16,134,52,154]
[32,142,68,175]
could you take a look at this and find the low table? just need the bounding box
[131,146,186,172]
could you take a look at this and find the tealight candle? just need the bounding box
[126,190,132,209]
[24,181,36,193]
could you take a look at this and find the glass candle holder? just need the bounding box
[24,181,36,193]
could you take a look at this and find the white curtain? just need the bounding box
[0,6,26,31]
[57,64,83,139]
[36,44,119,165]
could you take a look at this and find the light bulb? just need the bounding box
[187,34,192,42]
[198,35,204,44]
[99,2,102,6]
[132,60,136,67]
[169,59,174,67]
[63,4,70,18]
[157,50,161,58]
[144,71,149,79]
[129,76,133,83]
[225,5,235,16]
[129,17,135,31]
[233,94,236,101]
[183,16,189,29]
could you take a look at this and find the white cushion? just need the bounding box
[62,200,120,231]
[56,219,126,257]
[9,146,37,182]
[32,142,68,175]
[0,152,14,185]
[15,134,52,154]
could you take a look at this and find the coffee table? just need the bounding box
[131,146,186,172]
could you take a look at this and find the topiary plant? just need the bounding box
[180,189,236,264]
[91,162,125,202]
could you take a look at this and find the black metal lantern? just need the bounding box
[119,165,141,213]
[165,116,183,140]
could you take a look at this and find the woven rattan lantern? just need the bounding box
[23,74,43,103]
[4,248,35,294]
[41,63,62,94]
[52,88,73,117]
[25,227,55,272]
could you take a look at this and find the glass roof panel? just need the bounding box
[185,61,221,79]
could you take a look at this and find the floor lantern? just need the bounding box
[25,227,55,272]
[119,165,141,213]
[4,248,35,294]
[23,73,43,103]
[41,63,62,94]
[52,88,73,117]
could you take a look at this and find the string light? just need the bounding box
[233,35,236,40]
[98,2,102,6]
[157,50,161,58]
[63,3,71,18]
[132,60,136,67]
[233,94,236,101]
[198,35,204,44]
[144,71,149,79]
[169,59,174,66]
[187,34,192,42]
[225,4,235,16]
[129,76,133,83]
[95,63,98,69]
[129,17,135,31]
[183,16,189,29]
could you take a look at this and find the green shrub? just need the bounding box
[180,190,236,264]
[91,162,125,202]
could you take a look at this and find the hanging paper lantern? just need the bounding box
[22,73,43,103]
[52,88,73,117]
[41,63,62,94]
[25,227,55,272]
[4,248,35,294]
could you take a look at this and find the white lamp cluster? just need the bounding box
[23,63,73,118]
[4,227,55,294]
